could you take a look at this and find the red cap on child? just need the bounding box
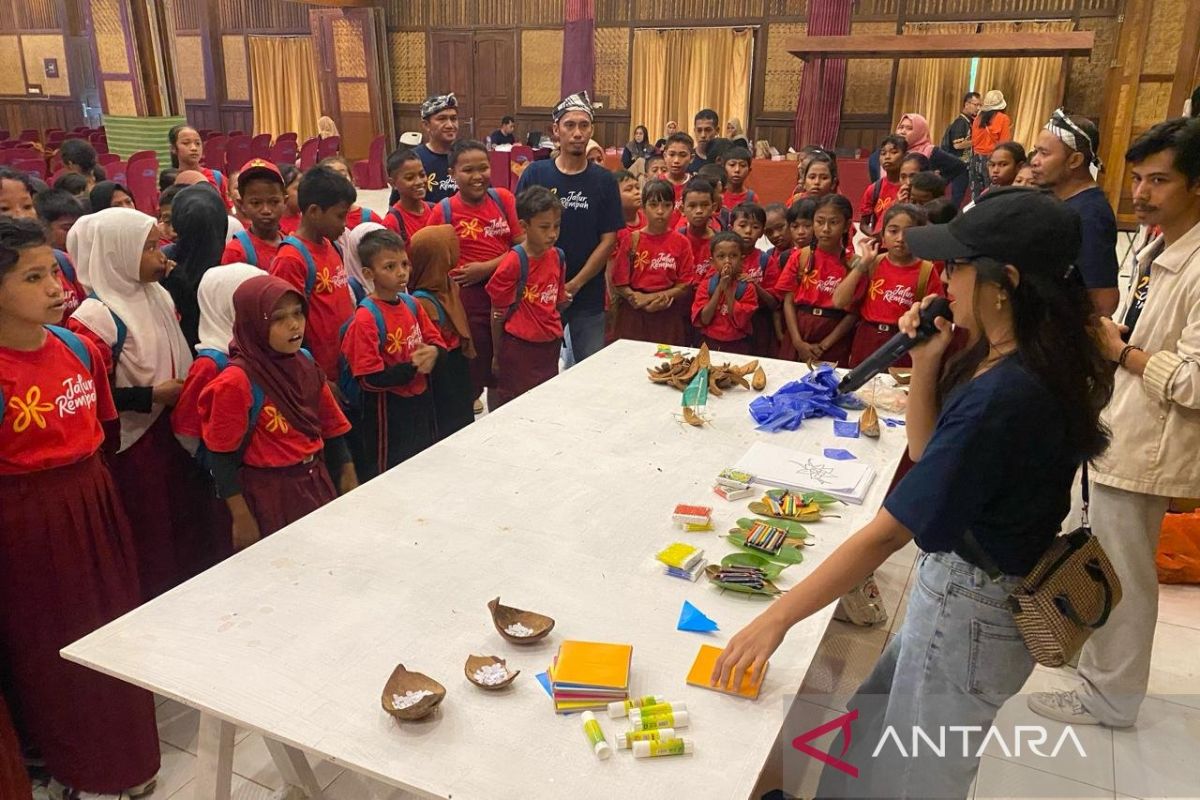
[237,159,284,192]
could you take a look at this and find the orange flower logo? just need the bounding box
[425,174,437,192]
[385,329,405,354]
[868,277,885,300]
[801,270,819,290]
[263,405,290,434]
[522,284,539,303]
[457,218,484,240]
[8,386,53,433]
[633,249,651,272]
[315,268,333,294]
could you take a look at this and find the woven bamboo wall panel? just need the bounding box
[522,0,564,25]
[766,0,808,16]
[594,27,629,110]
[338,82,369,114]
[333,17,368,79]
[1133,82,1173,129]
[521,29,563,108]
[103,79,138,115]
[0,36,26,95]
[174,35,206,100]
[223,34,249,101]
[763,22,806,113]
[633,0,765,20]
[385,0,427,29]
[842,21,893,115]
[1141,0,1185,75]
[92,0,131,74]
[389,31,427,105]
[173,0,202,32]
[596,0,630,23]
[18,0,60,30]
[20,35,70,96]
[1064,16,1115,121]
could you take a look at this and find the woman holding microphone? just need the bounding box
[713,187,1114,798]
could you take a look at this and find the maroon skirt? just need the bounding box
[779,308,852,367]
[111,412,219,601]
[0,694,31,800]
[612,299,689,348]
[0,454,160,793]
[491,333,562,410]
[849,320,908,369]
[749,307,778,358]
[459,283,494,398]
[242,457,337,537]
[700,336,753,355]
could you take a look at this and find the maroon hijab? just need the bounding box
[229,275,324,440]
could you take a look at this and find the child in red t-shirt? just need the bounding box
[662,132,695,229]
[278,164,302,236]
[800,153,839,201]
[778,194,861,366]
[486,186,570,410]
[199,275,356,546]
[859,135,907,236]
[268,166,356,384]
[2,170,85,323]
[608,169,646,340]
[834,203,943,368]
[342,230,445,478]
[721,146,758,211]
[426,140,524,401]
[679,178,716,287]
[222,159,286,268]
[383,147,433,242]
[168,124,232,210]
[692,231,759,354]
[0,216,160,797]
[728,202,779,357]
[611,179,694,347]
[644,153,670,183]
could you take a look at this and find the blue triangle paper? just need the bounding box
[677,600,719,633]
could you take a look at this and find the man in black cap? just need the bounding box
[516,91,623,364]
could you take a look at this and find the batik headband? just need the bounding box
[1044,108,1103,170]
[421,93,457,120]
[553,91,594,122]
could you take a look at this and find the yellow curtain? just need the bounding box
[248,36,322,141]
[975,20,1075,149]
[891,23,976,139]
[630,28,753,145]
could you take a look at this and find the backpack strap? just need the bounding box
[348,277,367,304]
[747,188,758,203]
[211,169,225,191]
[46,325,91,371]
[555,247,567,280]
[53,249,77,284]
[359,297,390,357]
[439,197,453,225]
[916,260,934,299]
[486,187,503,211]
[195,348,230,371]
[232,230,257,267]
[411,289,446,325]
[280,235,317,297]
[86,295,129,365]
[388,207,408,242]
[707,273,747,301]
[759,249,771,270]
[505,244,531,322]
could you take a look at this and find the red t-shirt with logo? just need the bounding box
[269,235,356,381]
[691,276,759,341]
[172,354,221,438]
[55,250,86,325]
[0,331,114,474]
[279,214,300,236]
[765,248,792,299]
[740,250,766,285]
[677,226,715,287]
[722,188,757,211]
[426,189,520,266]
[221,230,280,267]
[199,365,350,468]
[668,180,688,229]
[777,248,863,309]
[611,230,694,292]
[857,257,944,325]
[347,207,384,229]
[487,248,567,343]
[383,202,432,241]
[341,297,446,397]
[858,178,901,233]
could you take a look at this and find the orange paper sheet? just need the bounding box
[686,643,767,699]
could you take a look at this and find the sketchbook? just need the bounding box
[733,442,876,504]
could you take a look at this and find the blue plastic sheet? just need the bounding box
[834,420,860,439]
[824,448,857,460]
[749,366,850,432]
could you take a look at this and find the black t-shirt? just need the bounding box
[415,143,458,203]
[489,130,516,146]
[689,153,708,174]
[1064,187,1119,290]
[884,357,1079,576]
[516,159,624,312]
[940,114,974,156]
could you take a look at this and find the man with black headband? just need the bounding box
[415,93,460,203]
[516,91,623,364]
[1030,109,1120,315]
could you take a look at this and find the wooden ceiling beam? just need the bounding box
[786,31,1094,61]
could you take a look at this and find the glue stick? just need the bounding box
[630,709,689,731]
[616,727,675,749]
[581,711,612,760]
[633,737,695,758]
[608,695,666,718]
[628,701,687,722]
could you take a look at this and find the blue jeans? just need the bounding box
[816,552,1035,799]
[560,306,606,368]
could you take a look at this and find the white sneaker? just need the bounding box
[1027,690,1101,725]
[473,398,484,415]
[48,776,155,800]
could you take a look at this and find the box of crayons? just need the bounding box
[655,542,706,582]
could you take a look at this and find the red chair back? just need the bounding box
[97,152,121,167]
[351,134,388,189]
[225,134,253,173]
[250,133,272,161]
[18,129,39,144]
[316,136,340,161]
[126,154,161,215]
[0,130,9,141]
[106,161,128,186]
[227,130,245,138]
[88,131,108,153]
[11,157,46,180]
[299,137,319,170]
[47,131,66,148]
[270,137,299,166]
[202,134,228,171]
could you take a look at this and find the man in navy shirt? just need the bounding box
[1030,109,1120,316]
[516,91,623,364]
[690,109,719,173]
[415,93,460,204]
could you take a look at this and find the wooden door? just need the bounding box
[427,31,474,139]
[310,7,390,161]
[472,31,517,140]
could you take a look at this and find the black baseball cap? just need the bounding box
[904,187,1082,274]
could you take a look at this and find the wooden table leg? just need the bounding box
[264,737,327,799]
[193,713,235,800]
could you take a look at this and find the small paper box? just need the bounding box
[717,469,754,488]
[656,542,702,570]
[672,503,712,526]
[713,484,754,501]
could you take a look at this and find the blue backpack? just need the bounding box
[438,189,503,231]
[84,294,128,366]
[278,236,346,299]
[506,244,566,322]
[53,249,77,284]
[1,326,90,414]
[232,230,258,267]
[336,293,420,412]
[708,272,748,301]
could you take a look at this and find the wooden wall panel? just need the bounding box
[521,0,564,26]
[633,0,765,21]
[93,0,132,74]
[520,29,562,109]
[767,0,809,16]
[385,0,427,30]
[17,0,60,31]
[596,0,630,24]
[102,79,138,115]
[0,36,27,95]
[22,35,71,97]
[0,98,85,133]
[762,23,805,113]
[222,34,248,101]
[388,31,427,105]
[842,21,894,116]
[219,0,309,33]
[173,0,203,32]
[594,27,629,110]
[1064,16,1117,121]
[1141,0,1185,74]
[175,34,206,100]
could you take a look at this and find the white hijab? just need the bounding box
[343,221,387,294]
[68,208,194,452]
[196,263,267,355]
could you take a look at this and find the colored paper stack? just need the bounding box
[549,640,633,714]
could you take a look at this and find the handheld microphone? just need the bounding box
[836,297,953,395]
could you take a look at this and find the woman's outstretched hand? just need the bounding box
[711,607,789,693]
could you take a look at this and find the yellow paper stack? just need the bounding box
[548,640,633,714]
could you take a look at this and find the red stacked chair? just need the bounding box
[352,134,387,189]
[270,132,299,166]
[299,137,319,170]
[126,152,161,215]
[249,133,272,161]
[18,129,40,144]
[316,135,340,161]
[106,161,128,186]
[203,134,228,172]
[97,152,121,167]
[225,134,253,174]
